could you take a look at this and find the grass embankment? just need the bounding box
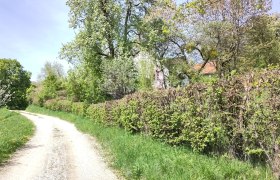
[0,108,34,164]
[27,105,274,180]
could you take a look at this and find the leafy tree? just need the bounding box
[38,61,64,81]
[101,55,137,99]
[0,59,31,109]
[65,63,105,103]
[241,14,280,70]
[0,80,11,107]
[36,61,65,103]
[141,0,275,84]
[60,0,160,97]
[177,0,272,76]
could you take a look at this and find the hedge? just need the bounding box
[40,68,280,176]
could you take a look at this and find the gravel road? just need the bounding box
[0,111,119,180]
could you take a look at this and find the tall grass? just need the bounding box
[0,108,34,164]
[27,105,274,179]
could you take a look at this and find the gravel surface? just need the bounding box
[0,111,119,180]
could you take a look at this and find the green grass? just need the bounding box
[27,105,274,180]
[0,108,34,164]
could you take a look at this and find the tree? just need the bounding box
[0,59,31,109]
[241,14,280,70]
[60,0,160,97]
[0,80,11,107]
[38,61,64,81]
[101,55,137,99]
[37,61,65,102]
[65,63,105,103]
[141,0,274,84]
[178,0,272,76]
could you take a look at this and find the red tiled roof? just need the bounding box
[193,61,217,75]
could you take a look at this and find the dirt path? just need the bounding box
[0,111,119,180]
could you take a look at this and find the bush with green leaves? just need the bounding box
[40,68,280,176]
[44,99,72,112]
[0,80,11,107]
[71,102,88,116]
[0,59,31,109]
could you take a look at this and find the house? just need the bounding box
[134,52,217,89]
[193,61,217,75]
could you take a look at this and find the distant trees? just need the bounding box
[36,61,65,104]
[0,59,31,109]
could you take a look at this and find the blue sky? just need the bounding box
[0,0,279,81]
[0,0,74,81]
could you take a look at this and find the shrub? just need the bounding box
[56,100,72,112]
[71,102,88,116]
[44,99,58,111]
[86,103,106,123]
[41,68,280,176]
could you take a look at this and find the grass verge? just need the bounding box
[27,105,274,179]
[0,108,34,164]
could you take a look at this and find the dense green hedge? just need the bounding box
[40,68,280,175]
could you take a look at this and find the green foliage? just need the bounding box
[86,103,106,123]
[179,0,273,76]
[241,15,280,70]
[137,59,155,90]
[44,99,72,112]
[117,99,140,133]
[41,74,61,100]
[65,64,105,103]
[0,59,31,110]
[60,0,160,99]
[37,68,280,176]
[101,55,137,99]
[163,58,195,87]
[0,80,11,107]
[0,108,34,164]
[27,105,274,179]
[29,61,68,106]
[71,102,88,116]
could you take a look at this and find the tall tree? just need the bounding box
[0,59,31,109]
[180,0,272,76]
[61,0,156,63]
[60,0,159,98]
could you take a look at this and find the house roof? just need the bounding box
[193,61,217,75]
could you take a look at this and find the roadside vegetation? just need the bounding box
[0,109,34,164]
[27,105,274,179]
[0,59,31,110]
[1,0,279,178]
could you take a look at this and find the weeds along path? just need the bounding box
[0,111,118,180]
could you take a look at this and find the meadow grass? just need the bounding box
[27,105,274,180]
[0,108,34,164]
